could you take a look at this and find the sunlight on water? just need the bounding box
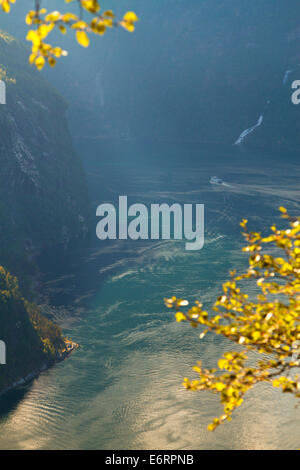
[0,144,299,449]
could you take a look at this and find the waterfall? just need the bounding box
[234,115,264,145]
[234,66,298,146]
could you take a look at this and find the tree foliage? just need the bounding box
[0,265,69,391]
[165,207,300,431]
[0,265,65,355]
[0,0,138,69]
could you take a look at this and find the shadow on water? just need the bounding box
[0,386,30,419]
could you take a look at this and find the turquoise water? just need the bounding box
[0,143,299,449]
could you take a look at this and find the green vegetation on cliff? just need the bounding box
[0,266,66,393]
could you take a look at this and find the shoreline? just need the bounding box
[0,340,79,398]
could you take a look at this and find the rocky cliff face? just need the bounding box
[0,31,88,394]
[0,30,89,280]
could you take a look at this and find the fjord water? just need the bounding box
[0,142,299,450]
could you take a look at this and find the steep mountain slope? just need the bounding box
[0,30,87,394]
[0,30,89,280]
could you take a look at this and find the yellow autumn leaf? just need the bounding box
[76,30,90,48]
[175,312,186,323]
[215,382,226,391]
[104,10,115,18]
[35,56,45,71]
[123,11,138,22]
[48,57,56,67]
